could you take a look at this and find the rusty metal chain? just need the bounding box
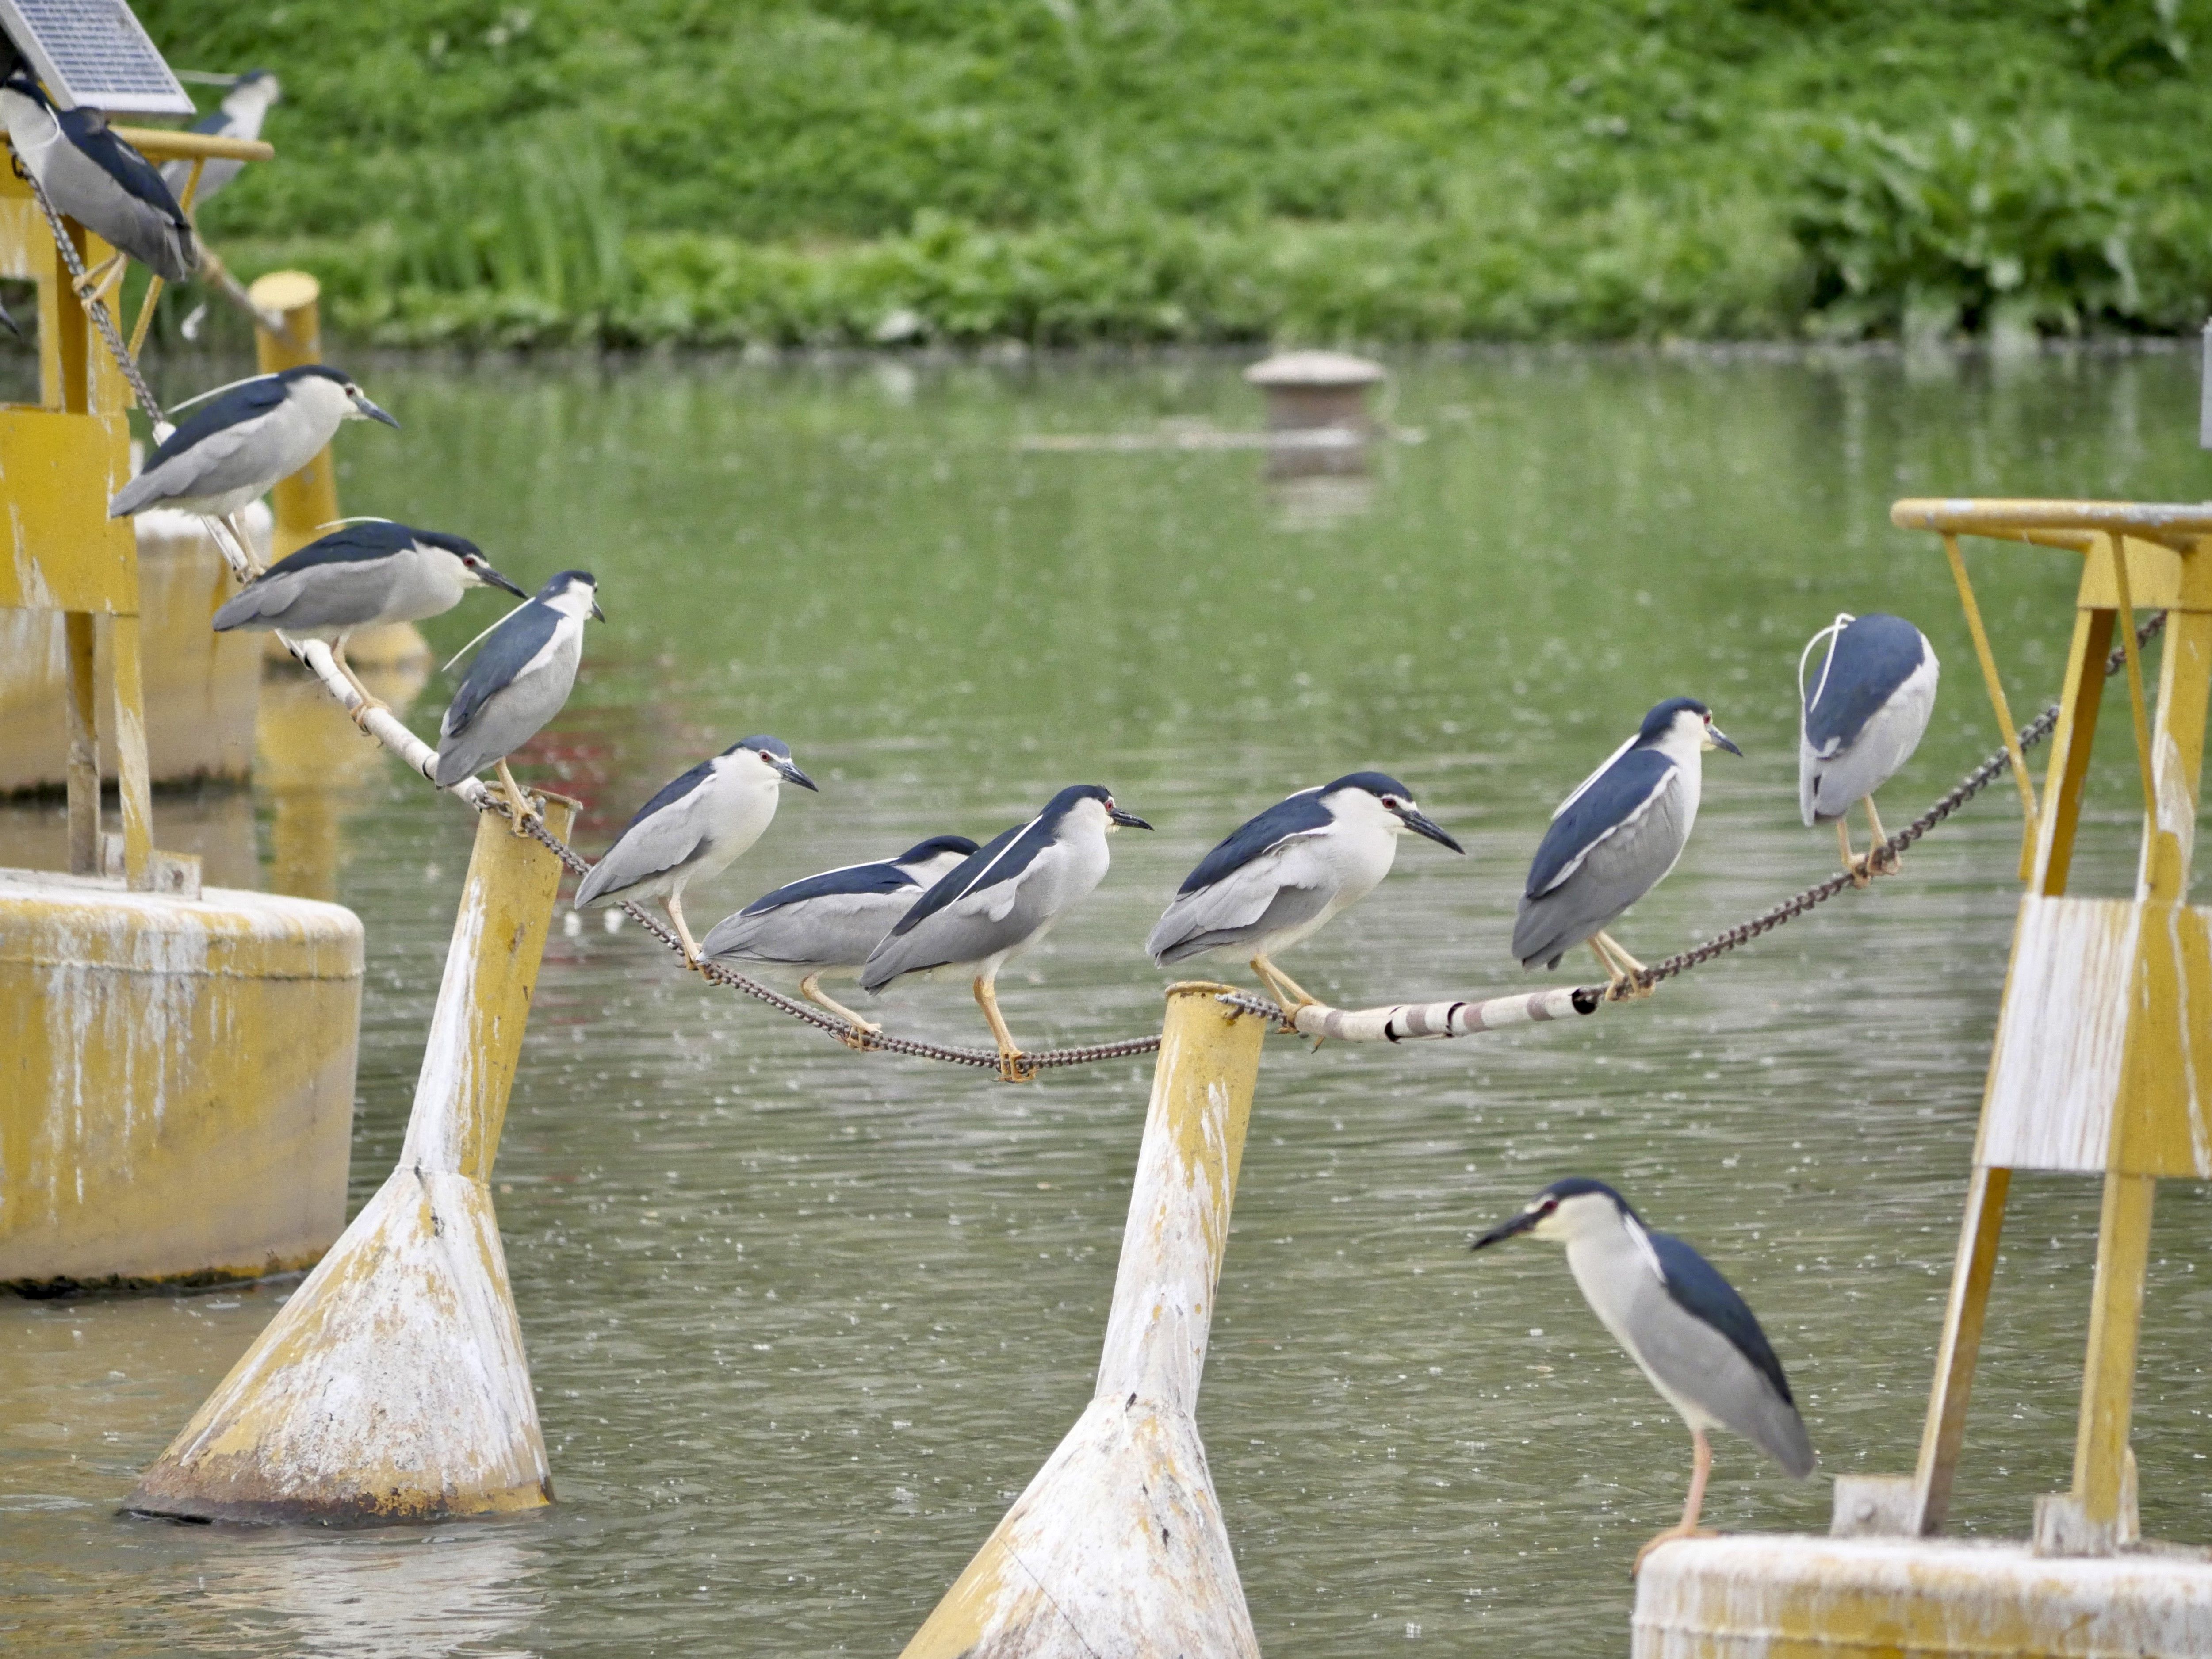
[15,157,168,424]
[1634,608,2167,989]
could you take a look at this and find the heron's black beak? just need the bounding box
[1470,1207,1541,1251]
[777,758,820,792]
[1396,804,1464,853]
[589,599,607,622]
[354,394,400,429]
[1708,724,1743,758]
[481,565,528,600]
[1109,806,1153,830]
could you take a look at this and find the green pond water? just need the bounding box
[5,346,2212,1655]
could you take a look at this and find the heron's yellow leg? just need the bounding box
[1634,1428,1717,1574]
[1592,931,1651,1000]
[664,893,704,968]
[1864,795,1898,876]
[801,972,880,1043]
[974,975,1035,1083]
[328,641,387,732]
[494,760,540,836]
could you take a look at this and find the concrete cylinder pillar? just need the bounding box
[127,796,575,1523]
[900,982,1266,1659]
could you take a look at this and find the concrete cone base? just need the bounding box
[127,1165,550,1525]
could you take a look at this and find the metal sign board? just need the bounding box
[0,0,192,115]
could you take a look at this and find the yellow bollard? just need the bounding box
[900,983,1265,1659]
[127,796,575,1523]
[248,271,428,670]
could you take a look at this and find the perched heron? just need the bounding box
[1472,1177,1815,1571]
[1146,771,1462,1015]
[574,736,819,967]
[161,70,280,207]
[860,785,1152,1080]
[0,62,197,288]
[1799,612,1938,885]
[210,520,525,727]
[1513,697,1740,999]
[701,834,980,1034]
[107,365,398,521]
[433,570,603,829]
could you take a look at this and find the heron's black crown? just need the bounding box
[732,735,791,759]
[1325,770,1417,801]
[1531,1174,1636,1216]
[899,834,980,864]
[540,569,596,594]
[1634,697,1711,747]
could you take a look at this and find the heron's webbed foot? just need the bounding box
[800,973,881,1048]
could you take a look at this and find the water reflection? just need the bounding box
[206,1531,544,1659]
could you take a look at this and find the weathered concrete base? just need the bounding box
[127,801,574,1525]
[901,985,1265,1659]
[0,867,362,1289]
[0,506,271,793]
[126,1166,549,1524]
[1634,1533,2212,1658]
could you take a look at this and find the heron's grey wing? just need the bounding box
[703,889,908,970]
[1806,652,1938,823]
[861,843,1067,988]
[433,618,579,786]
[108,415,271,515]
[574,784,716,906]
[1512,767,1689,967]
[211,554,405,633]
[1629,1236,1815,1478]
[1147,832,1332,962]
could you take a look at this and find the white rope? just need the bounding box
[1218,985,1598,1042]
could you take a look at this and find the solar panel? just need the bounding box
[0,0,193,115]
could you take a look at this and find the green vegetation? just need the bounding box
[138,0,2212,346]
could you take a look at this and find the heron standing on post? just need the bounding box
[574,736,820,968]
[433,570,603,831]
[1471,1177,1815,1571]
[861,785,1152,1080]
[702,834,980,1034]
[0,60,198,291]
[210,521,525,727]
[1146,772,1462,1016]
[1799,613,1938,885]
[1513,697,1740,1000]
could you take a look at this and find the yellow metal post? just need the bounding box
[129,795,574,1523]
[901,984,1265,1659]
[62,611,98,874]
[249,271,429,668]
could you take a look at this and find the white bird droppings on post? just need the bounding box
[901,984,1265,1659]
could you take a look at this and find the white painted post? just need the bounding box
[127,798,574,1523]
[901,982,1267,1659]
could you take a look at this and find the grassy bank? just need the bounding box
[142,1,2212,347]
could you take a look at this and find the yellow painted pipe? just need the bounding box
[901,983,1265,1659]
[127,797,575,1524]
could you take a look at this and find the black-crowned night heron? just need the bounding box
[0,61,197,288]
[161,70,279,207]
[107,366,398,521]
[433,570,603,829]
[860,785,1152,1080]
[701,833,980,1034]
[1471,1176,1815,1571]
[1513,697,1740,999]
[1799,612,1938,885]
[210,520,525,728]
[1145,771,1462,1015]
[574,736,819,967]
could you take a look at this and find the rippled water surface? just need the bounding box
[6,348,2212,1656]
